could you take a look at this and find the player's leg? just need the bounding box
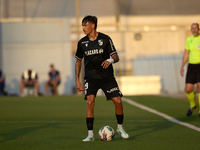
[34,80,39,96]
[52,82,58,95]
[82,80,98,142]
[185,68,197,116]
[111,96,129,139]
[197,82,200,117]
[186,83,196,108]
[82,95,95,142]
[19,81,25,96]
[185,83,197,116]
[44,82,50,96]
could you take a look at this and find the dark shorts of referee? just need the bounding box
[186,63,200,84]
[84,78,123,101]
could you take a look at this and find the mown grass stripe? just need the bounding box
[122,97,200,132]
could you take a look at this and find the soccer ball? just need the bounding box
[98,125,115,141]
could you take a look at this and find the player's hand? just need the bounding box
[101,60,111,69]
[180,67,184,77]
[76,80,85,92]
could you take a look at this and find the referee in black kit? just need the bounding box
[75,15,129,141]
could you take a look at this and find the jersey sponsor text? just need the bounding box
[84,49,104,56]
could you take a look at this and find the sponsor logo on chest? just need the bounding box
[85,49,104,56]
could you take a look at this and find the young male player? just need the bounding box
[19,69,39,97]
[180,22,200,117]
[44,64,60,96]
[75,15,129,141]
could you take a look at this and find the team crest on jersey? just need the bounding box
[85,44,88,47]
[98,39,103,46]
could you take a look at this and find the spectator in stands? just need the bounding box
[19,69,39,97]
[44,64,60,96]
[0,70,7,96]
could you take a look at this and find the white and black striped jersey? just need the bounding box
[75,32,117,81]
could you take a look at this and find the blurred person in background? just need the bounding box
[180,22,200,117]
[0,70,7,96]
[75,15,129,141]
[44,64,60,96]
[19,69,39,97]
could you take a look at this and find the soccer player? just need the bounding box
[44,64,61,96]
[19,69,39,97]
[180,22,200,117]
[75,15,129,141]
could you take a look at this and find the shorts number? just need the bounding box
[85,82,88,89]
[84,82,88,95]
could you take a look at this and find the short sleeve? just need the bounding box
[107,36,117,56]
[75,41,84,60]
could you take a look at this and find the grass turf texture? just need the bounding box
[0,95,200,150]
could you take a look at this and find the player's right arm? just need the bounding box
[180,49,189,77]
[75,59,85,92]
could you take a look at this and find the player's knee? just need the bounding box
[44,82,48,87]
[185,88,193,93]
[113,97,122,106]
[53,84,57,88]
[87,99,95,108]
[87,100,94,105]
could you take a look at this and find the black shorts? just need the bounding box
[186,64,200,84]
[84,78,123,100]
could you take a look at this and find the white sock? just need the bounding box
[88,130,93,136]
[118,124,122,129]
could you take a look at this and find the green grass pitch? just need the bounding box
[0,95,200,150]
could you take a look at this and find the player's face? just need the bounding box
[191,24,199,37]
[50,66,55,72]
[82,22,94,35]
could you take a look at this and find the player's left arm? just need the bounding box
[102,53,119,69]
[111,53,119,63]
[102,36,119,69]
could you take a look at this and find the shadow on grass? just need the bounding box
[0,122,62,143]
[178,114,199,122]
[125,121,174,141]
[122,114,200,141]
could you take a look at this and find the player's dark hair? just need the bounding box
[82,15,98,30]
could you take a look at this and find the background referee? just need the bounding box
[180,22,200,117]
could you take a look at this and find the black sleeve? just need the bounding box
[107,36,117,56]
[75,41,84,60]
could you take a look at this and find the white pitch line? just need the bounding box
[122,97,200,132]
